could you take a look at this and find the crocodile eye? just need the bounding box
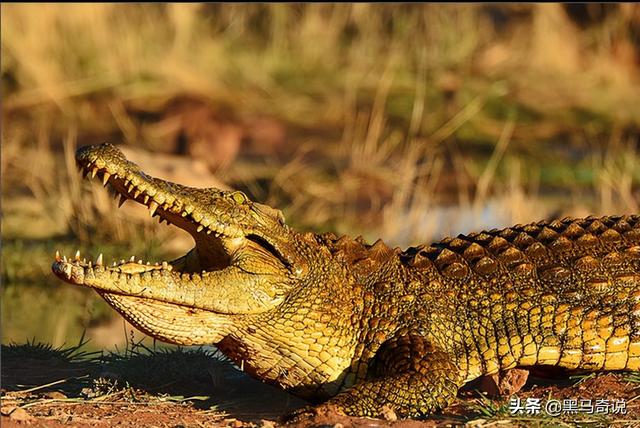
[231,191,248,204]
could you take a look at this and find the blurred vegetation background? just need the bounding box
[2,4,640,349]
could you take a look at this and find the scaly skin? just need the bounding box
[52,143,640,419]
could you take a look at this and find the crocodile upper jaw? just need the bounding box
[52,143,294,316]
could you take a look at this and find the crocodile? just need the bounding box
[52,143,640,419]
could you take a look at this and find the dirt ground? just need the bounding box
[2,347,640,428]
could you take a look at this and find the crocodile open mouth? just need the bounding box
[51,144,290,290]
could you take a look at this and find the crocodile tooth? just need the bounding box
[118,195,127,208]
[128,183,135,193]
[120,259,125,264]
[88,261,92,268]
[143,195,150,204]
[181,212,188,217]
[197,225,204,233]
[112,261,117,267]
[133,189,141,199]
[130,255,135,262]
[91,167,98,178]
[65,265,73,279]
[149,201,159,216]
[63,255,68,263]
[138,259,143,264]
[55,250,61,262]
[102,172,111,186]
[206,229,212,235]
[162,261,168,268]
[83,258,87,264]
[75,250,81,261]
[96,253,103,266]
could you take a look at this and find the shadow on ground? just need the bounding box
[1,343,306,422]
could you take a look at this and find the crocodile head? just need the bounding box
[52,143,308,345]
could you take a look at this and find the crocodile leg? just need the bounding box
[321,335,464,418]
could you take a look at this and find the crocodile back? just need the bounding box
[402,215,640,299]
